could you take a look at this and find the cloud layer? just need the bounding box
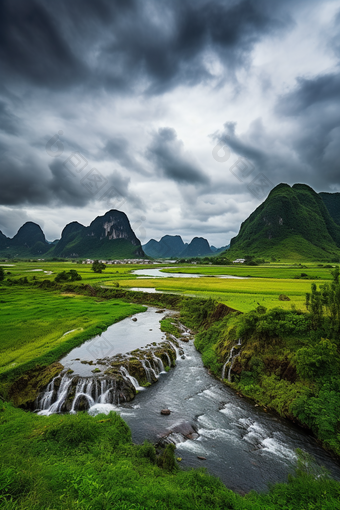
[0,0,339,245]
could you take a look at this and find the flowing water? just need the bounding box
[37,307,340,493]
[59,307,170,377]
[132,268,248,279]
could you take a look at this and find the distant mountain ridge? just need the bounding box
[0,210,144,259]
[228,183,340,260]
[143,235,188,258]
[143,235,227,258]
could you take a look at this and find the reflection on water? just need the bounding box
[132,268,248,279]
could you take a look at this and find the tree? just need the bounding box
[0,267,4,281]
[54,270,82,282]
[306,266,340,336]
[92,260,106,273]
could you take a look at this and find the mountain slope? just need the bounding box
[228,183,340,260]
[0,222,50,257]
[49,210,144,259]
[320,192,340,226]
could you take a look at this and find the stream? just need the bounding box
[36,307,340,493]
[132,268,247,279]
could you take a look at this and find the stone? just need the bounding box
[161,409,171,415]
[197,456,206,460]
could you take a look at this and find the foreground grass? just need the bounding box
[0,286,145,381]
[1,403,340,510]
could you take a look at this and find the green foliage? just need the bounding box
[156,444,178,472]
[54,270,82,282]
[92,260,106,273]
[306,266,340,336]
[160,318,180,336]
[296,339,339,379]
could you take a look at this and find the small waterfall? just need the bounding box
[38,379,55,410]
[147,359,158,379]
[164,351,171,368]
[141,358,158,382]
[221,339,242,381]
[167,338,180,360]
[177,322,191,337]
[37,373,123,414]
[152,352,165,373]
[120,366,145,391]
[228,351,241,382]
[38,373,73,415]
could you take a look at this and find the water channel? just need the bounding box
[37,307,340,494]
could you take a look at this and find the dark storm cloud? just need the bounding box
[277,73,340,115]
[0,100,20,135]
[147,127,210,186]
[276,69,340,188]
[0,151,133,208]
[0,0,291,93]
[0,0,86,88]
[99,138,149,176]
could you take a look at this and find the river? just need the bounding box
[38,307,340,493]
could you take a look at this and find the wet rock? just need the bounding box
[9,362,64,409]
[197,456,206,460]
[75,395,91,412]
[171,420,198,438]
[156,309,165,313]
[161,409,171,415]
[132,318,137,322]
[180,337,189,343]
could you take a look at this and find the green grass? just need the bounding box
[118,276,321,312]
[1,402,340,510]
[162,264,336,280]
[0,285,145,381]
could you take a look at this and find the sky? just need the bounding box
[0,0,340,247]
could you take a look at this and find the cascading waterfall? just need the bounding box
[221,338,242,381]
[167,337,180,360]
[37,373,73,415]
[152,352,165,373]
[37,374,123,415]
[141,359,158,382]
[35,338,178,415]
[164,351,171,368]
[120,366,145,391]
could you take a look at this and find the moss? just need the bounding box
[8,362,64,408]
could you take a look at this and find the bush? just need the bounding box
[55,270,82,283]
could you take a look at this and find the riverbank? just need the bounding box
[1,281,340,507]
[2,401,340,509]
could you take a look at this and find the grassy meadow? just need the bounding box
[0,284,145,384]
[117,275,322,312]
[1,259,334,313]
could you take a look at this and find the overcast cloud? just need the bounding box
[0,0,340,246]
